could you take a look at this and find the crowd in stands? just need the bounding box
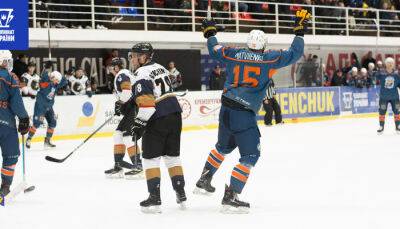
[32,0,400,34]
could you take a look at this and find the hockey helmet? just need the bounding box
[0,50,13,71]
[50,71,62,83]
[131,42,154,59]
[247,30,267,51]
[111,57,124,68]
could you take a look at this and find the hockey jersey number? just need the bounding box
[154,75,172,95]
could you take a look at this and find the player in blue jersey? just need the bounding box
[26,65,67,149]
[0,50,30,196]
[375,57,400,134]
[193,10,310,213]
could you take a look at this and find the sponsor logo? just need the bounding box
[0,1,28,50]
[178,98,191,120]
[77,101,100,127]
[342,92,353,109]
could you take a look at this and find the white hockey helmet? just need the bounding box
[50,71,62,83]
[351,67,358,73]
[385,57,395,66]
[247,30,267,51]
[0,50,13,71]
[377,60,383,67]
[368,62,375,71]
[360,68,367,75]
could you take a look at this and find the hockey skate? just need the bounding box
[104,163,124,179]
[0,184,10,197]
[124,166,144,180]
[175,189,187,210]
[377,126,384,135]
[44,138,56,149]
[220,185,250,214]
[193,170,215,196]
[26,137,32,149]
[140,193,162,214]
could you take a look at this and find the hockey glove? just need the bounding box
[114,101,123,116]
[293,9,311,37]
[131,118,146,141]
[202,18,217,39]
[18,117,30,135]
[87,91,93,98]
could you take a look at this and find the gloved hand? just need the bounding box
[87,91,93,98]
[293,9,311,37]
[131,118,147,141]
[114,101,123,116]
[201,18,217,39]
[18,117,30,135]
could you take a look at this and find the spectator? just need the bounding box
[209,65,226,90]
[351,52,361,69]
[69,68,92,97]
[323,69,334,86]
[12,54,28,81]
[342,60,353,75]
[331,69,346,86]
[376,60,384,72]
[362,51,376,69]
[168,61,183,90]
[64,67,76,95]
[104,49,119,92]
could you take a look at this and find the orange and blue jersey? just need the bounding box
[207,35,304,113]
[36,71,67,110]
[0,69,28,128]
[375,70,400,101]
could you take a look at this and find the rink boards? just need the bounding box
[22,86,383,141]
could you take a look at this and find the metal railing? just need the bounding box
[28,0,400,37]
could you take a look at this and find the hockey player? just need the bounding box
[20,62,40,98]
[25,64,67,149]
[69,68,92,97]
[194,10,310,213]
[129,43,186,213]
[0,50,30,196]
[104,57,143,179]
[375,57,400,134]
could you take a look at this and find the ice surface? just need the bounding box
[1,117,400,229]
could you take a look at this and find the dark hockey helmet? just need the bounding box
[131,42,154,59]
[66,67,76,75]
[111,57,124,68]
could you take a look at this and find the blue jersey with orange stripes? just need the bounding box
[0,69,29,128]
[207,36,304,113]
[36,71,67,110]
[375,70,400,101]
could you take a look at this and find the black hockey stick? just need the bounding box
[45,116,114,163]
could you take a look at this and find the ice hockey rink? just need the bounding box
[1,117,399,229]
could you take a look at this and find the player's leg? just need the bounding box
[222,110,260,212]
[0,126,20,196]
[378,99,388,134]
[195,106,236,195]
[263,100,273,125]
[391,99,400,132]
[140,119,167,213]
[44,108,57,148]
[123,134,144,178]
[104,130,126,178]
[163,113,186,208]
[272,97,283,124]
[26,105,43,148]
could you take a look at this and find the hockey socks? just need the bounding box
[46,128,54,139]
[395,115,400,129]
[1,164,16,186]
[379,115,385,127]
[28,126,36,139]
[145,168,161,195]
[127,145,142,167]
[229,164,251,194]
[204,149,225,176]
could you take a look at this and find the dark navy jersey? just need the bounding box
[0,69,28,128]
[375,70,400,101]
[132,62,182,121]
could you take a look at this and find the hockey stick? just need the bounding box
[45,116,114,163]
[22,135,35,193]
[207,0,212,20]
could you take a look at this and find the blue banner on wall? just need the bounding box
[0,0,28,50]
[340,87,379,114]
[273,87,341,119]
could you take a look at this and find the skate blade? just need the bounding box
[125,172,144,180]
[178,201,187,210]
[193,187,213,196]
[141,206,162,214]
[220,205,249,214]
[105,172,124,179]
